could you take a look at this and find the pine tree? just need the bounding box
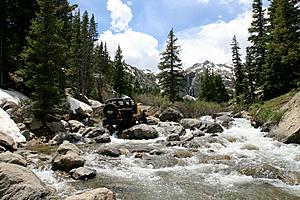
[262,0,300,99]
[244,47,255,101]
[199,68,213,102]
[214,74,230,103]
[113,45,128,96]
[158,28,185,102]
[0,0,38,85]
[79,11,96,96]
[199,69,229,103]
[20,0,73,117]
[67,10,81,90]
[231,35,246,99]
[247,0,266,88]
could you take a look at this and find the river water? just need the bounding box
[29,117,300,200]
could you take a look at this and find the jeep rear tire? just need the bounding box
[103,103,118,119]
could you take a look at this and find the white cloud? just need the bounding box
[197,0,210,3]
[107,0,133,32]
[177,11,252,68]
[98,29,160,71]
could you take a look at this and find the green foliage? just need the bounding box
[0,0,38,85]
[20,0,73,117]
[247,0,266,88]
[249,91,296,123]
[158,28,185,103]
[199,68,229,103]
[231,35,247,99]
[262,0,300,100]
[174,101,227,118]
[112,45,129,96]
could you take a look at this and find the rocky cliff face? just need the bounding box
[268,91,300,144]
[125,64,158,92]
[184,60,234,97]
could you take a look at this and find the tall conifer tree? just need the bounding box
[113,45,128,96]
[262,0,300,99]
[231,36,246,99]
[158,28,185,102]
[20,0,73,116]
[248,0,266,88]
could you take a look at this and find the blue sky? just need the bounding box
[68,0,268,71]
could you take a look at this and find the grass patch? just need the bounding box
[249,91,296,124]
[174,101,228,118]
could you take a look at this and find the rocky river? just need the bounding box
[21,116,300,200]
[1,89,300,200]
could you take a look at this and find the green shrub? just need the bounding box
[174,100,228,118]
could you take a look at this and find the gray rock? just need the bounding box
[180,132,194,142]
[70,167,96,180]
[68,120,85,132]
[190,130,205,137]
[21,130,35,141]
[215,115,233,129]
[120,124,159,140]
[95,133,111,143]
[0,131,17,151]
[198,121,224,133]
[46,121,66,133]
[0,162,50,199]
[56,140,81,155]
[51,141,85,172]
[166,134,180,141]
[268,91,300,144]
[179,118,202,129]
[50,132,82,145]
[156,122,186,136]
[146,116,160,125]
[28,118,43,131]
[97,147,121,157]
[16,123,27,131]
[0,151,27,166]
[84,127,109,138]
[52,151,85,172]
[65,188,115,200]
[159,107,183,122]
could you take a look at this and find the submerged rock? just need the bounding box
[120,124,159,140]
[97,147,121,157]
[166,134,180,141]
[70,167,96,180]
[0,162,50,199]
[65,188,115,200]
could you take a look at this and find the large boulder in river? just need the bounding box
[66,96,93,117]
[159,107,183,122]
[179,118,202,129]
[119,124,159,140]
[199,121,224,134]
[65,188,115,200]
[268,91,300,144]
[51,141,85,172]
[0,108,26,144]
[0,162,50,200]
[156,122,186,136]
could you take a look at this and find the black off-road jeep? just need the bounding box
[102,97,147,133]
